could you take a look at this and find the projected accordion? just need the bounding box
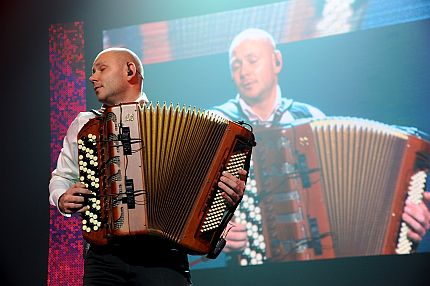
[77,102,255,256]
[251,117,430,261]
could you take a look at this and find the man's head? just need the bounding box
[89,47,147,106]
[229,29,282,105]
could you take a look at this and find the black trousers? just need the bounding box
[83,237,192,286]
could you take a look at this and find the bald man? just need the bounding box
[49,48,247,285]
[215,28,325,124]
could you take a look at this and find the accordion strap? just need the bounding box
[90,109,103,117]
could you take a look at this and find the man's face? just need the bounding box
[230,39,279,103]
[89,51,128,106]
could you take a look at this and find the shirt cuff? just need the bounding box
[50,189,72,218]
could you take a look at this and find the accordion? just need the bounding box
[77,102,255,256]
[251,117,430,261]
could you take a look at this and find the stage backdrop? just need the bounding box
[48,0,430,285]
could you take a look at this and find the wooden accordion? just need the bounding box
[252,117,430,261]
[77,102,255,256]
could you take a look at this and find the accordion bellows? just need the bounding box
[252,117,430,261]
[77,102,255,255]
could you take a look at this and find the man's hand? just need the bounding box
[59,182,92,214]
[218,169,247,207]
[403,192,430,242]
[224,222,248,252]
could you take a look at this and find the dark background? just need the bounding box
[2,1,429,285]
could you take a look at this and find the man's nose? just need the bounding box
[89,74,96,83]
[240,62,251,77]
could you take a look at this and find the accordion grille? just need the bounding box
[311,119,408,256]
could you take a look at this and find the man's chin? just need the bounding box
[97,96,117,106]
[240,91,261,103]
[96,93,106,102]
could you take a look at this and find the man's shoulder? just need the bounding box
[287,100,325,119]
[211,98,240,111]
[74,110,98,123]
[77,110,98,118]
[208,98,242,121]
[67,111,99,133]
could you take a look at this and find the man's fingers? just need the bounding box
[229,223,247,232]
[74,182,86,188]
[406,231,421,243]
[224,240,247,252]
[77,205,90,213]
[220,188,236,206]
[238,169,247,180]
[423,192,430,203]
[417,203,430,229]
[219,173,236,190]
[402,212,426,241]
[60,183,92,214]
[72,187,92,196]
[220,173,245,192]
[405,202,429,229]
[62,202,86,214]
[64,192,87,204]
[218,170,247,207]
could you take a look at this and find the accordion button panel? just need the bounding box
[395,170,427,254]
[78,133,102,234]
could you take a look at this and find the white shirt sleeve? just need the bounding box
[49,112,93,216]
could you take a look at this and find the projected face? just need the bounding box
[89,51,129,106]
[229,38,280,105]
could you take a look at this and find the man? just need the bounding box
[49,47,247,285]
[210,28,430,265]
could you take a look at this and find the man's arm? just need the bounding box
[49,113,93,215]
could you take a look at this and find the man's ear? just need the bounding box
[126,62,136,77]
[273,49,283,73]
